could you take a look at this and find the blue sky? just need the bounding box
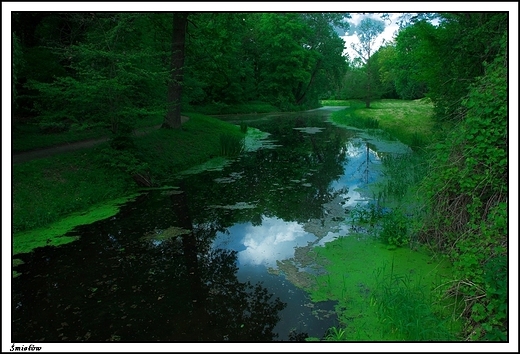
[342,13,401,60]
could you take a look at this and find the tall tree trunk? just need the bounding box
[296,59,322,105]
[365,62,372,108]
[163,13,188,129]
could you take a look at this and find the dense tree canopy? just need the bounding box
[13,12,350,133]
[340,12,508,122]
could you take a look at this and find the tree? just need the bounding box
[401,13,508,121]
[183,13,257,107]
[250,13,349,110]
[349,17,385,107]
[392,22,433,100]
[163,12,188,129]
[12,32,24,109]
[373,44,399,99]
[28,13,166,135]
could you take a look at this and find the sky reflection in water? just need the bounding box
[213,217,317,268]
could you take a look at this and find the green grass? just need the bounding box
[372,262,460,341]
[219,133,245,157]
[134,113,245,179]
[320,100,351,106]
[306,235,457,341]
[330,99,438,150]
[12,112,165,152]
[12,149,134,234]
[324,326,348,341]
[12,113,245,244]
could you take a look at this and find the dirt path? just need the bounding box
[12,117,189,164]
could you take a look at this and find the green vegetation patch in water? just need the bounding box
[140,226,192,242]
[244,127,281,151]
[305,235,458,341]
[12,258,25,278]
[178,156,233,176]
[293,127,325,134]
[208,201,257,210]
[13,194,140,255]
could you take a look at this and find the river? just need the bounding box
[12,107,436,343]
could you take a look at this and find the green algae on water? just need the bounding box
[12,258,25,278]
[178,156,233,176]
[293,127,325,134]
[244,127,280,151]
[140,226,192,242]
[208,201,257,210]
[305,235,457,340]
[13,194,141,255]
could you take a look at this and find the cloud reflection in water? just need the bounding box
[213,217,316,268]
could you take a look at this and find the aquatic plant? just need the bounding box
[324,326,348,341]
[378,210,409,248]
[219,133,244,157]
[331,108,380,129]
[240,121,248,133]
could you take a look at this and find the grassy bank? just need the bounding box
[12,112,165,153]
[12,100,274,153]
[327,99,439,150]
[12,113,244,254]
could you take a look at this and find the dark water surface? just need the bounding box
[12,107,411,342]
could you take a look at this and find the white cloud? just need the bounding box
[342,13,400,61]
[237,217,316,267]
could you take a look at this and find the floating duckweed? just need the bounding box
[208,201,257,210]
[178,157,233,176]
[13,194,140,255]
[293,127,325,134]
[141,226,192,242]
[214,172,244,184]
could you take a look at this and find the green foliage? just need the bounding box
[419,35,507,340]
[98,139,153,186]
[372,263,458,340]
[411,14,506,121]
[12,32,25,108]
[13,113,244,233]
[350,203,382,226]
[348,17,386,107]
[392,21,433,100]
[27,13,167,135]
[324,326,348,341]
[219,133,245,157]
[378,211,409,248]
[239,121,248,133]
[182,13,348,110]
[191,101,278,115]
[330,105,380,129]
